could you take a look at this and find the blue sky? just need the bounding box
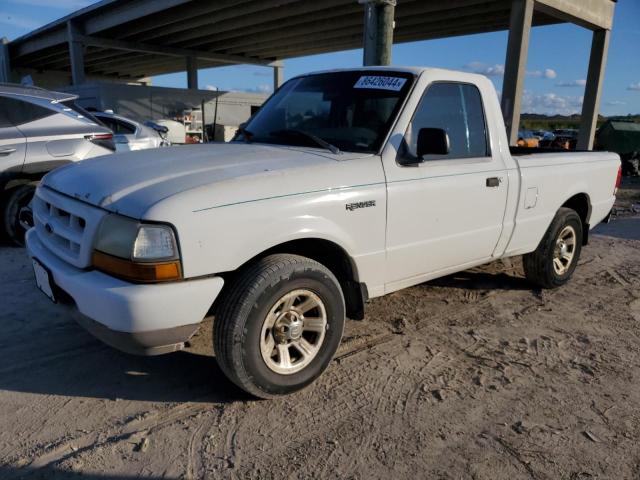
[2,0,639,116]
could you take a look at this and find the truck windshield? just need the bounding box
[236,71,415,153]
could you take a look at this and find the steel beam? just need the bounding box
[187,56,198,90]
[82,0,191,35]
[67,21,85,85]
[191,3,361,50]
[202,1,506,53]
[237,12,510,58]
[76,34,272,67]
[501,0,533,146]
[12,0,190,58]
[186,0,496,52]
[534,0,614,30]
[577,29,610,150]
[139,0,305,44]
[120,0,245,40]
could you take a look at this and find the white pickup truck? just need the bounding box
[26,67,620,398]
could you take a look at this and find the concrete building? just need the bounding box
[1,0,616,149]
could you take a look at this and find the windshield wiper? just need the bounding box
[270,129,341,155]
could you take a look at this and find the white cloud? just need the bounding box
[556,79,587,87]
[239,84,273,94]
[464,62,505,77]
[465,62,556,80]
[628,82,640,91]
[528,69,557,79]
[205,85,219,91]
[607,100,626,106]
[521,91,584,115]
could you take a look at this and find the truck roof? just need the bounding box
[293,65,489,82]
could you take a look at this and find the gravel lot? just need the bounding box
[1,184,639,479]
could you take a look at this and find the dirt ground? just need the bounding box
[1,181,639,479]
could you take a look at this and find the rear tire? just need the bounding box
[523,207,583,289]
[2,183,36,246]
[214,254,345,399]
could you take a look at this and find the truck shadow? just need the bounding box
[0,325,249,404]
[593,215,640,241]
[0,265,538,404]
[0,466,178,480]
[428,270,533,291]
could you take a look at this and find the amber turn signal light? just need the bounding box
[92,250,182,283]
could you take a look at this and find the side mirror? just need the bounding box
[416,128,450,158]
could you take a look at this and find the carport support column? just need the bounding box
[577,29,610,150]
[187,56,198,90]
[0,37,10,83]
[501,0,533,146]
[360,0,396,66]
[273,64,284,90]
[67,21,85,86]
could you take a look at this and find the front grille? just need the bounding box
[33,187,108,269]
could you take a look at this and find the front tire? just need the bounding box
[523,207,583,289]
[2,183,36,246]
[214,254,345,399]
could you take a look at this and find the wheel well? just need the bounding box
[2,178,35,193]
[217,239,367,320]
[561,193,591,245]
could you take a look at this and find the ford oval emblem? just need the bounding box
[45,223,54,234]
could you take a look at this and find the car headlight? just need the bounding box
[92,214,182,283]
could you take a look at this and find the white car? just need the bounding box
[92,111,167,152]
[26,67,620,398]
[0,84,114,244]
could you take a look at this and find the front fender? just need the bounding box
[153,183,388,289]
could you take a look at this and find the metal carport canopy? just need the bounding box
[6,0,614,79]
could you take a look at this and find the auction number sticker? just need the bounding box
[354,76,407,91]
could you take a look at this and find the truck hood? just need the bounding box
[42,143,362,218]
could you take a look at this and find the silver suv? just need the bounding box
[0,84,115,244]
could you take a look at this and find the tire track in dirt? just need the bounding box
[6,239,635,477]
[3,401,215,477]
[0,279,566,476]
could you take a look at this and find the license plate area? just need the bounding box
[32,258,56,303]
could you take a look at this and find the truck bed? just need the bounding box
[509,146,590,156]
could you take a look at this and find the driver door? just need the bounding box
[383,81,509,291]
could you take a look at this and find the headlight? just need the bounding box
[133,225,178,261]
[92,214,182,283]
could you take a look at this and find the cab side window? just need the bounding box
[402,82,489,161]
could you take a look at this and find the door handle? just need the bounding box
[486,177,501,187]
[0,148,17,156]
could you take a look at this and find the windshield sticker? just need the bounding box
[354,76,407,91]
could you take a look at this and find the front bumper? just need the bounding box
[26,229,224,355]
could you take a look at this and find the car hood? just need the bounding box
[42,143,362,218]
